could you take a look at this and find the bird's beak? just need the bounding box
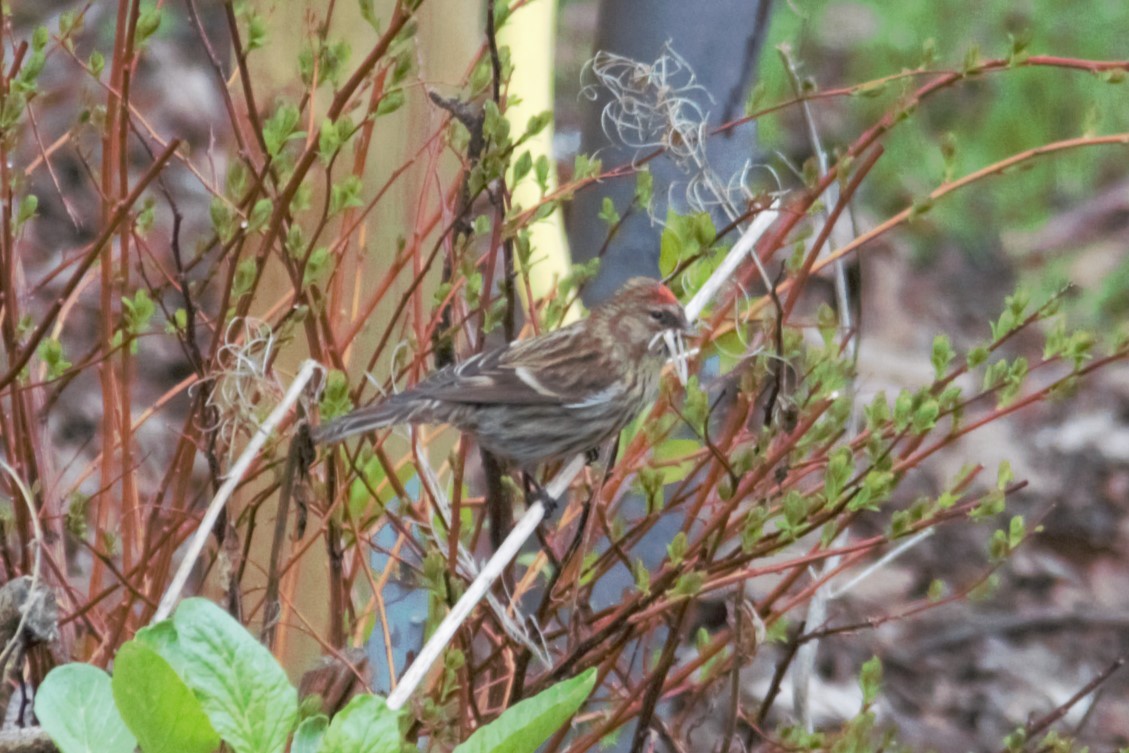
[661,329,690,386]
[650,310,697,386]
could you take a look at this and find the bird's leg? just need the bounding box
[521,472,561,518]
[521,473,563,568]
[560,440,616,592]
[534,525,561,572]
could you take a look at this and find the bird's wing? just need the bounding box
[414,325,623,406]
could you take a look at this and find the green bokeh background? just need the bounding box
[753,0,1129,320]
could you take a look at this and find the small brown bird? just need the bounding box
[312,277,692,467]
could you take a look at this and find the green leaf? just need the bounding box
[32,25,49,50]
[909,195,933,219]
[572,153,601,181]
[911,398,939,434]
[263,103,301,157]
[741,506,766,551]
[112,641,220,753]
[285,224,306,258]
[1062,329,1095,370]
[996,460,1013,490]
[598,196,620,227]
[965,344,989,369]
[89,50,105,77]
[167,598,298,753]
[1007,28,1032,66]
[492,0,511,27]
[304,246,332,286]
[962,43,982,75]
[358,0,381,31]
[318,118,343,162]
[318,40,351,87]
[666,531,687,566]
[864,391,889,430]
[1100,67,1127,84]
[232,258,258,299]
[469,56,492,95]
[248,198,273,233]
[988,528,1009,561]
[858,656,883,706]
[892,389,914,432]
[347,450,390,520]
[525,110,551,137]
[36,664,137,753]
[38,337,72,380]
[123,289,156,338]
[164,307,188,335]
[60,11,82,36]
[671,571,704,597]
[320,695,401,753]
[970,490,1005,521]
[453,668,597,753]
[938,384,962,411]
[823,447,852,503]
[377,89,405,116]
[298,48,315,86]
[531,199,558,223]
[651,438,698,484]
[850,470,893,512]
[135,4,162,44]
[512,150,533,184]
[632,559,651,594]
[244,9,267,50]
[135,197,156,233]
[634,168,654,207]
[330,175,365,215]
[534,155,550,192]
[1008,514,1026,548]
[210,196,236,242]
[292,715,328,753]
[134,619,190,667]
[319,369,352,419]
[659,210,715,277]
[18,194,38,224]
[930,334,955,379]
[483,99,510,145]
[744,80,767,115]
[784,487,810,521]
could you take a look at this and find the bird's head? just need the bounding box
[592,278,694,377]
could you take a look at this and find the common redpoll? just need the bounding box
[312,277,692,466]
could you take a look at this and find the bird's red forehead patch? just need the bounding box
[652,283,679,306]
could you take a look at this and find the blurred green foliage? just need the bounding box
[756,0,1129,317]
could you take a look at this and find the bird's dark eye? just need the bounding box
[649,310,664,321]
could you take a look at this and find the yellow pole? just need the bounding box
[499,0,575,316]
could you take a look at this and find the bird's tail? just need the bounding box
[310,394,438,445]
